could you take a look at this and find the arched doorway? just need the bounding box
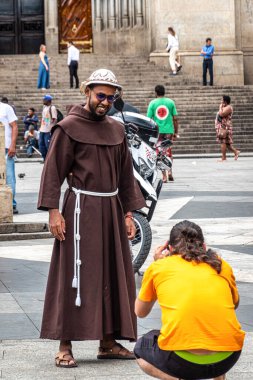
[0,0,45,54]
[58,0,93,53]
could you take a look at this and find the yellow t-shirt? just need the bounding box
[138,255,245,351]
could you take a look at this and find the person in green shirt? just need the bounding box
[147,85,179,182]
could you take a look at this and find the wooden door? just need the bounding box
[0,1,16,54]
[58,0,93,53]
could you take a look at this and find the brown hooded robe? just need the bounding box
[38,105,145,341]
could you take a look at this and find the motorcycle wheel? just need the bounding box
[130,212,152,273]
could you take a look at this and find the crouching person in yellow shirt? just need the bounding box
[134,220,245,380]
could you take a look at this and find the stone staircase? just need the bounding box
[1,54,253,156]
[0,222,51,241]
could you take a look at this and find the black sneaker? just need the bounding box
[177,65,182,72]
[13,207,19,214]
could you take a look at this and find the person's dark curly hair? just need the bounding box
[169,220,222,273]
[155,85,165,96]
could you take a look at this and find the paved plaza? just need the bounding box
[0,156,253,379]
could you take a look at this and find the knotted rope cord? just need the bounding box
[71,187,119,307]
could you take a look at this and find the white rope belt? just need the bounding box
[71,186,119,307]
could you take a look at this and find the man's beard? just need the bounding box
[88,99,110,120]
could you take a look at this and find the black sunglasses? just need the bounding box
[93,92,115,104]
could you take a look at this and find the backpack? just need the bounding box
[49,105,64,123]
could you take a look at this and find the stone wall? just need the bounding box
[239,0,253,84]
[93,0,151,55]
[44,0,58,54]
[149,0,253,84]
[149,0,246,85]
[45,0,151,56]
[152,0,237,51]
[44,0,253,84]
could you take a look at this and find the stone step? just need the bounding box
[13,107,253,115]
[11,95,253,102]
[1,53,253,156]
[4,91,253,99]
[173,133,253,139]
[10,101,253,108]
[16,124,253,133]
[13,107,253,113]
[10,91,253,96]
[175,133,252,138]
[15,129,252,141]
[0,222,48,234]
[174,139,250,147]
[16,154,41,159]
[0,222,50,241]
[10,90,252,96]
[15,123,252,137]
[0,231,52,241]
[173,146,249,152]
[174,141,252,148]
[4,86,253,92]
[8,97,253,105]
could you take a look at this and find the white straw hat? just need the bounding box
[82,69,122,91]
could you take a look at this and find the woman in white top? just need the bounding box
[167,27,182,76]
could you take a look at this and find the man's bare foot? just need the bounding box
[98,338,135,359]
[234,150,241,160]
[55,340,77,367]
[217,159,227,162]
[162,174,168,183]
[97,342,135,359]
[55,350,77,368]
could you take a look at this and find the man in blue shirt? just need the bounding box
[23,108,39,132]
[201,38,214,86]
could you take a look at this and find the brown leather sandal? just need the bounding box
[97,343,135,360]
[55,349,78,368]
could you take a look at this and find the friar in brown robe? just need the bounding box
[37,69,146,367]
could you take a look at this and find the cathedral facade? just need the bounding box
[0,0,252,84]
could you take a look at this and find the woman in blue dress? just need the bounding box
[37,44,50,90]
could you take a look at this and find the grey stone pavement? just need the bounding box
[0,156,253,379]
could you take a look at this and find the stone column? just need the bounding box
[122,0,129,28]
[0,122,13,223]
[44,0,59,54]
[109,0,116,29]
[136,0,143,26]
[95,0,103,31]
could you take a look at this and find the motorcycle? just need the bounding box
[112,97,172,272]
